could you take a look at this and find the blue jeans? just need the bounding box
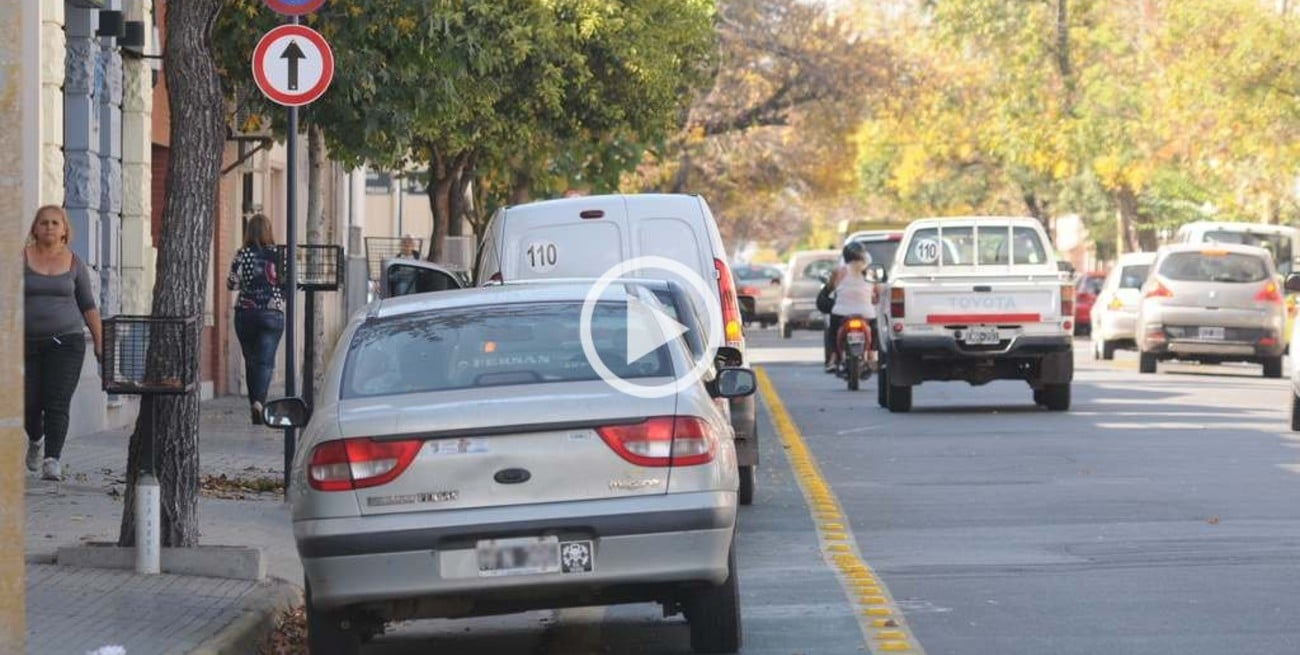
[234,308,284,404]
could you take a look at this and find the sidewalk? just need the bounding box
[24,396,303,654]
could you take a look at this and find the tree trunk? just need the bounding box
[1114,186,1138,255]
[425,148,470,264]
[508,167,532,205]
[118,0,225,549]
[304,125,326,401]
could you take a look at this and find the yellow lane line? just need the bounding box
[755,367,927,655]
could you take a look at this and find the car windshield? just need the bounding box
[1118,264,1150,289]
[1201,230,1293,275]
[733,264,781,283]
[849,239,901,271]
[342,301,676,398]
[1158,252,1269,283]
[801,258,836,280]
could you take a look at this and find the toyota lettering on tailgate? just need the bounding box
[927,294,1042,325]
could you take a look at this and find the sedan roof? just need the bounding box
[371,281,637,319]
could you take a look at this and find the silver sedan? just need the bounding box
[265,282,753,654]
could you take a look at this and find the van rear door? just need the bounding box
[501,197,627,280]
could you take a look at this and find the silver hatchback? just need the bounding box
[265,282,753,654]
[1135,243,1286,376]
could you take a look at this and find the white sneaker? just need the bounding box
[40,458,62,481]
[26,439,43,472]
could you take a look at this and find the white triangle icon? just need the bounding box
[625,296,690,365]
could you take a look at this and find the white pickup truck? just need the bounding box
[877,217,1075,412]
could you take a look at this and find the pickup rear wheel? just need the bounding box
[1042,383,1070,411]
[877,364,889,408]
[1262,356,1283,379]
[1139,352,1158,374]
[1032,389,1045,406]
[780,321,792,339]
[887,381,912,413]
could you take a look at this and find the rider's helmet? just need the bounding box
[842,241,871,266]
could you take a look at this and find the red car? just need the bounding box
[1074,272,1107,336]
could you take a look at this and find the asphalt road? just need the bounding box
[361,324,1300,654]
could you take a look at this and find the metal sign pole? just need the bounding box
[282,13,300,495]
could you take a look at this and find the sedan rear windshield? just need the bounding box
[1158,252,1269,283]
[342,301,676,398]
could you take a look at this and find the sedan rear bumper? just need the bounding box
[298,491,736,611]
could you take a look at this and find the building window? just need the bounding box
[365,171,392,194]
[403,171,429,195]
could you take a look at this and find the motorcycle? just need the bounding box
[837,315,872,391]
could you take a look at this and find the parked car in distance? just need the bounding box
[1089,252,1156,360]
[777,249,840,339]
[473,193,760,506]
[1136,243,1285,377]
[264,282,754,654]
[1073,272,1107,336]
[733,263,783,328]
[1287,273,1300,430]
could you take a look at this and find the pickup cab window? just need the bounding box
[904,225,1047,266]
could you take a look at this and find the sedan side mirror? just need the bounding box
[713,368,757,399]
[1285,273,1300,293]
[262,397,310,428]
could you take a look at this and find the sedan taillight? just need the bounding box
[597,416,716,467]
[1255,281,1283,304]
[307,437,423,491]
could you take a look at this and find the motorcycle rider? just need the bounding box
[824,241,879,374]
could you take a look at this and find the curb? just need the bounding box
[191,577,302,655]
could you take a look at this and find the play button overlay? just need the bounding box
[625,296,691,364]
[580,256,724,399]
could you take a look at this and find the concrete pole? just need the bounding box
[0,0,32,647]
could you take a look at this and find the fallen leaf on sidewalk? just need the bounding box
[201,473,285,500]
[258,604,307,654]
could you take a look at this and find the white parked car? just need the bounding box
[1089,252,1156,360]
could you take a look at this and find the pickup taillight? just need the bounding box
[1060,284,1074,318]
[890,287,905,318]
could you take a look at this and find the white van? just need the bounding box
[1175,221,1300,275]
[475,193,760,505]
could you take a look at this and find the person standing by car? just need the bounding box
[824,242,878,373]
[24,205,103,481]
[227,214,285,425]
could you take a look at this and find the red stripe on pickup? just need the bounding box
[926,313,1041,324]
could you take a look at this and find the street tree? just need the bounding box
[118,0,226,548]
[215,0,714,260]
[625,0,902,247]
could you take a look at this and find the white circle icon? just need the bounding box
[580,256,724,399]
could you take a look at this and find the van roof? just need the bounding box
[503,193,703,220]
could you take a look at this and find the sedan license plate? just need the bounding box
[476,536,560,577]
[963,326,1000,345]
[1198,326,1225,340]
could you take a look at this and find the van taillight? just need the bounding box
[890,287,905,318]
[307,438,423,491]
[714,259,744,348]
[597,417,716,467]
[1060,284,1075,317]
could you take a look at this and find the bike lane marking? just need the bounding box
[756,367,927,655]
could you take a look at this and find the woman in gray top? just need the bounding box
[24,205,103,481]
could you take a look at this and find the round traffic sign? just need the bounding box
[263,0,326,16]
[252,24,334,107]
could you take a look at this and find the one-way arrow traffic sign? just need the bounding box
[281,40,306,91]
[252,24,334,107]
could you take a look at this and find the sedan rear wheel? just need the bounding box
[686,547,742,654]
[780,321,792,339]
[1291,392,1300,432]
[306,581,362,655]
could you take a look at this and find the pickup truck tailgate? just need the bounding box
[903,279,1059,325]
